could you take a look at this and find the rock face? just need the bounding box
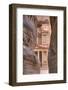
[23,15,40,74]
[48,17,57,73]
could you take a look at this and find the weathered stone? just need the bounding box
[23,47,40,74]
[48,17,57,73]
[23,15,40,74]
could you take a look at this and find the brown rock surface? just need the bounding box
[48,17,57,73]
[23,15,40,74]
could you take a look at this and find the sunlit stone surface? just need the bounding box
[34,16,51,74]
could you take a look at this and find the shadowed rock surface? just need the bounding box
[48,17,57,73]
[23,15,40,74]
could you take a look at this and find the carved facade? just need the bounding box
[34,16,51,73]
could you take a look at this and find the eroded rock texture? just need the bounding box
[23,15,40,74]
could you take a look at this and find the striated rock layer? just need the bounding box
[23,15,40,74]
